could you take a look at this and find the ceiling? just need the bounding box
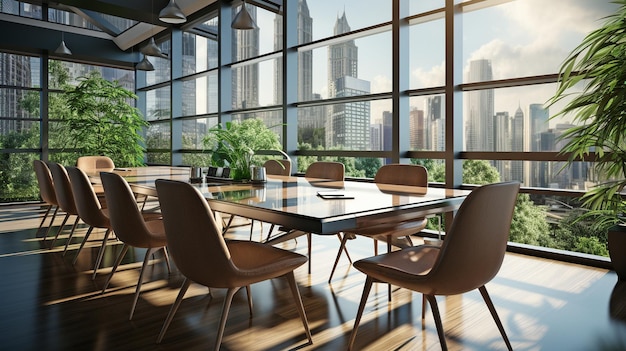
[0,0,282,68]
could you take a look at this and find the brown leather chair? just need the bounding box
[263,158,291,176]
[329,164,429,284]
[267,161,345,274]
[347,181,520,351]
[46,162,81,253]
[154,179,312,349]
[66,166,112,273]
[33,160,60,239]
[99,171,170,320]
[76,155,115,171]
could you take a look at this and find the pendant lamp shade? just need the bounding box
[159,0,186,24]
[232,2,258,30]
[54,33,72,55]
[136,55,155,71]
[141,37,163,57]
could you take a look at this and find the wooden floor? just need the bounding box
[1,203,626,351]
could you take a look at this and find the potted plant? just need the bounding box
[203,118,283,180]
[547,0,626,280]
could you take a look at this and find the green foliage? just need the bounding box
[355,158,381,178]
[203,119,282,180]
[63,71,148,167]
[0,128,39,202]
[509,194,552,247]
[547,0,626,224]
[462,160,501,185]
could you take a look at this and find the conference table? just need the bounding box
[97,166,470,236]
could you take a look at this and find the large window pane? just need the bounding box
[1,88,39,119]
[0,152,39,203]
[181,73,218,116]
[146,40,171,86]
[298,99,391,151]
[462,0,618,82]
[182,30,218,75]
[409,95,445,151]
[409,18,445,89]
[308,32,391,101]
[0,54,39,87]
[146,87,171,121]
[307,1,390,42]
[463,83,586,153]
[146,122,170,150]
[232,58,279,109]
[182,117,217,150]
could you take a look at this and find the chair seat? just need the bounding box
[354,245,440,290]
[217,240,307,285]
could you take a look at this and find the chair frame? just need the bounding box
[33,160,60,239]
[347,181,520,351]
[155,179,312,349]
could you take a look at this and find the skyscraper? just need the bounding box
[466,59,494,151]
[273,0,313,103]
[233,3,259,113]
[325,11,370,150]
[426,96,444,151]
[530,103,550,186]
[511,106,525,183]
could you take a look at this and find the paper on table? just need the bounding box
[317,191,355,199]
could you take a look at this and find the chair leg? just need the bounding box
[72,226,94,264]
[222,215,235,235]
[286,271,313,344]
[328,233,351,283]
[156,278,191,344]
[50,213,70,248]
[479,285,513,351]
[92,228,113,280]
[425,294,448,351]
[307,232,312,274]
[347,276,374,351]
[215,287,240,350]
[245,285,253,317]
[42,206,60,241]
[129,247,159,320]
[102,244,129,293]
[265,224,275,241]
[421,294,427,329]
[162,246,171,273]
[62,217,82,256]
[36,205,52,236]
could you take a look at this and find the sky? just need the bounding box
[254,0,619,127]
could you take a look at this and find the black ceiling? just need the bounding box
[0,0,282,69]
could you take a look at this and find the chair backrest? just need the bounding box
[66,166,109,228]
[46,162,78,215]
[155,179,235,288]
[100,172,154,247]
[33,160,58,206]
[305,161,345,181]
[427,181,520,295]
[76,156,115,171]
[374,164,428,187]
[263,159,291,176]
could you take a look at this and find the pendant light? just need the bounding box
[141,0,164,57]
[136,54,155,71]
[54,32,72,55]
[231,1,258,30]
[141,37,163,57]
[159,0,186,24]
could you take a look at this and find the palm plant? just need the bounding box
[547,0,626,229]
